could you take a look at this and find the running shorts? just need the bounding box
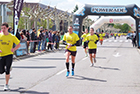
[100,39,103,41]
[88,49,97,54]
[83,42,88,49]
[66,49,77,56]
[0,54,13,75]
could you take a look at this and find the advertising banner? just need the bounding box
[15,41,28,56]
[13,0,24,35]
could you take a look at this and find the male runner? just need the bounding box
[63,26,79,77]
[86,28,99,67]
[99,31,104,45]
[0,23,21,91]
[81,29,89,57]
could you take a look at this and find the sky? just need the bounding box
[3,0,140,20]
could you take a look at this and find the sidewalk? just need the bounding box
[13,44,65,61]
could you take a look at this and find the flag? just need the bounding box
[13,0,24,35]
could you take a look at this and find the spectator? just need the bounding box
[20,31,27,42]
[33,30,38,53]
[41,29,46,51]
[55,32,60,49]
[8,27,13,34]
[48,30,53,51]
[26,30,30,54]
[52,31,57,50]
[30,28,36,53]
[38,30,44,51]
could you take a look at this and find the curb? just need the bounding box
[13,45,65,61]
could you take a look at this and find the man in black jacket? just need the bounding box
[30,28,36,53]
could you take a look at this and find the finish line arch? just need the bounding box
[72,4,140,47]
[90,16,136,31]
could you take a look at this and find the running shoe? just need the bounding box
[66,71,70,77]
[90,63,94,67]
[94,58,96,63]
[4,84,10,91]
[71,70,74,76]
[85,54,88,57]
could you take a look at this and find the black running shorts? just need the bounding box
[66,49,77,56]
[0,54,13,75]
[83,42,88,49]
[88,49,97,54]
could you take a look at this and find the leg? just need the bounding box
[65,51,71,77]
[5,55,13,85]
[89,54,93,64]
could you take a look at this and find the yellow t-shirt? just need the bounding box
[86,34,98,49]
[0,33,20,57]
[63,32,79,51]
[81,33,89,42]
[99,33,104,39]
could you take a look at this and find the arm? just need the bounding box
[63,40,67,45]
[11,43,21,52]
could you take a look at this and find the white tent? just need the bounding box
[90,16,136,31]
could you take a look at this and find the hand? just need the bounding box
[67,44,71,49]
[11,48,15,52]
[0,50,2,53]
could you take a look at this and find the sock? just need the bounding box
[72,63,75,71]
[66,62,69,72]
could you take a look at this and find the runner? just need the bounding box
[81,29,89,57]
[114,33,117,40]
[63,26,79,77]
[0,23,21,91]
[99,31,104,45]
[86,28,99,67]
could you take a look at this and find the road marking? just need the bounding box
[56,69,66,75]
[82,57,88,60]
[109,40,112,42]
[114,40,117,42]
[125,40,128,42]
[119,40,123,42]
[113,52,121,57]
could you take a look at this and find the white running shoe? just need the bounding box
[90,63,94,67]
[4,84,10,91]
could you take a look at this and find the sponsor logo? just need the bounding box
[133,7,140,18]
[76,8,85,16]
[91,7,127,14]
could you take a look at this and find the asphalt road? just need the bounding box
[0,36,140,94]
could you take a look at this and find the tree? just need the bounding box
[113,23,131,33]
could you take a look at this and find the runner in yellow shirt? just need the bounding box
[0,23,21,91]
[81,29,89,57]
[99,31,105,45]
[86,28,99,66]
[114,33,117,40]
[63,26,80,77]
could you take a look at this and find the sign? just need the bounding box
[133,7,140,18]
[91,7,127,14]
[15,41,27,56]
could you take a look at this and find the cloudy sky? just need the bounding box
[3,0,140,20]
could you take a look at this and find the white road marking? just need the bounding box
[119,40,123,42]
[113,52,121,57]
[82,57,88,60]
[56,69,66,75]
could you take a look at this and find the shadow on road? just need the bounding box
[94,66,120,71]
[68,75,107,82]
[12,66,56,69]
[98,45,133,49]
[0,87,49,94]
[34,58,66,60]
[96,57,107,59]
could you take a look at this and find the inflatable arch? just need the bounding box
[90,16,136,31]
[72,4,140,47]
